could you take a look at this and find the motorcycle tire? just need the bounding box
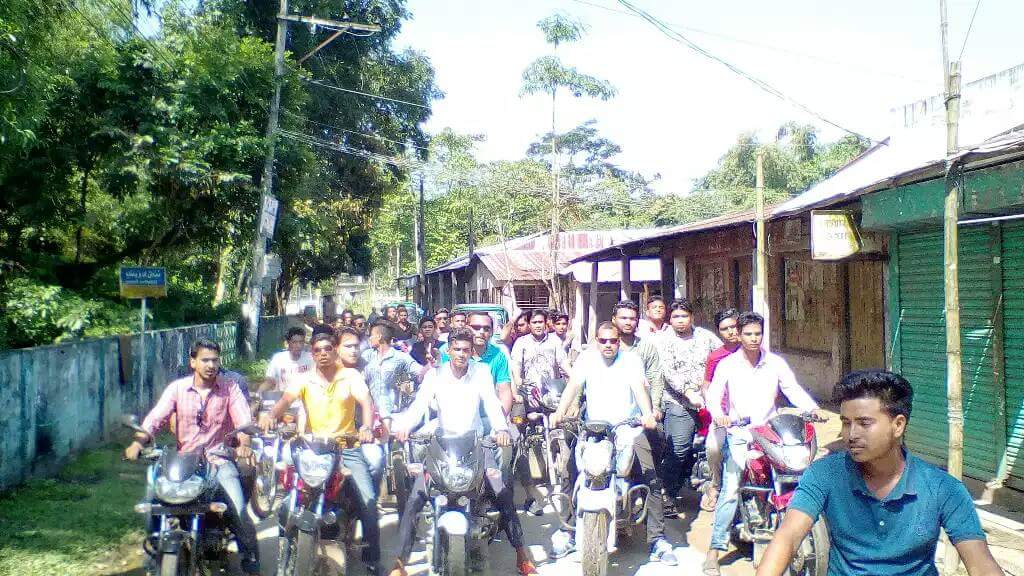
[580,511,609,576]
[392,456,410,513]
[278,532,297,576]
[295,530,319,576]
[159,547,193,576]
[251,458,277,519]
[785,518,830,576]
[437,528,468,576]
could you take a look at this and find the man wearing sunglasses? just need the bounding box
[125,339,261,576]
[550,322,679,567]
[259,329,384,574]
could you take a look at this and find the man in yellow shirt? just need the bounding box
[260,328,383,572]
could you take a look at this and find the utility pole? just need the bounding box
[242,0,380,358]
[940,1,963,573]
[415,175,426,308]
[753,149,770,350]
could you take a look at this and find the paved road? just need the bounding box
[256,488,755,576]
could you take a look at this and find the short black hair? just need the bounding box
[834,369,913,421]
[397,304,408,311]
[714,308,739,328]
[553,312,569,322]
[669,299,693,314]
[371,321,395,342]
[737,311,764,331]
[311,323,335,339]
[529,308,549,322]
[341,308,353,316]
[466,310,493,325]
[189,338,221,358]
[336,326,361,342]
[451,310,467,319]
[419,317,435,328]
[311,331,338,347]
[448,327,475,347]
[647,295,666,307]
[612,300,639,317]
[434,308,450,317]
[285,327,306,341]
[352,314,366,321]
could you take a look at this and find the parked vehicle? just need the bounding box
[510,378,575,517]
[276,434,361,576]
[572,418,650,576]
[691,412,830,576]
[123,415,258,576]
[418,430,501,576]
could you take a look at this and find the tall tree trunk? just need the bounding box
[212,245,233,306]
[549,88,562,309]
[74,165,91,265]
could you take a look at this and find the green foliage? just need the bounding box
[520,55,616,100]
[0,0,439,348]
[0,277,136,348]
[537,13,586,46]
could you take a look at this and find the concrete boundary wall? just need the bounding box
[0,316,300,491]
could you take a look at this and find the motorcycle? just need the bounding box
[572,418,650,576]
[250,389,299,519]
[510,378,575,516]
[123,415,258,576]
[417,429,501,576]
[384,379,418,512]
[691,412,830,576]
[276,433,361,576]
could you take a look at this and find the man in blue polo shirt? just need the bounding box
[755,369,1003,576]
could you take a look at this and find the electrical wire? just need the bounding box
[568,0,934,87]
[612,0,874,142]
[279,129,420,169]
[303,77,431,109]
[282,110,431,152]
[958,0,982,62]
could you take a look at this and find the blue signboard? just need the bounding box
[119,267,168,298]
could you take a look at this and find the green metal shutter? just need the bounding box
[895,228,998,480]
[1003,221,1024,489]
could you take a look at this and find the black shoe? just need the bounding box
[663,499,679,518]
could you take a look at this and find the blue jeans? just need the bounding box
[661,403,699,497]
[212,462,260,572]
[710,433,747,550]
[340,448,381,563]
[361,443,385,495]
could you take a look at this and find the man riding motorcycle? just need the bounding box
[124,338,260,576]
[258,328,385,574]
[551,322,679,567]
[703,312,818,576]
[388,328,538,576]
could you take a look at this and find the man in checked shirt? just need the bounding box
[125,338,260,576]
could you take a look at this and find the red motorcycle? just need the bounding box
[691,412,830,576]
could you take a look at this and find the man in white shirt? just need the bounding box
[388,328,538,576]
[702,311,819,575]
[551,322,679,567]
[636,295,670,338]
[262,327,314,391]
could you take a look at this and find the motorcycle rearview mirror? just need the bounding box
[233,424,261,437]
[121,414,149,435]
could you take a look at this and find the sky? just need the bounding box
[394,0,1024,194]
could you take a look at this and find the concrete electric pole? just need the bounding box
[242,0,380,358]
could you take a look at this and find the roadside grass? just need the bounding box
[0,441,147,576]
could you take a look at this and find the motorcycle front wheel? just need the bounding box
[251,457,278,518]
[158,546,194,576]
[580,511,609,576]
[786,518,829,576]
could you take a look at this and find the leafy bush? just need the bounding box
[0,277,136,348]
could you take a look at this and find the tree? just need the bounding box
[520,13,615,307]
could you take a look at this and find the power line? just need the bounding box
[567,0,934,87]
[282,109,431,152]
[304,77,431,109]
[279,129,419,169]
[958,0,982,61]
[613,0,875,142]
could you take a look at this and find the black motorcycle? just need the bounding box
[420,429,501,576]
[123,415,258,576]
[250,389,298,519]
[511,378,576,518]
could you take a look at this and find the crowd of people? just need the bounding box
[124,298,1005,576]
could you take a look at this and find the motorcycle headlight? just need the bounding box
[297,449,333,488]
[437,456,476,493]
[781,445,812,471]
[155,475,205,504]
[581,440,613,478]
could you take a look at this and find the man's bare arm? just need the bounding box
[755,509,814,576]
[956,540,1005,576]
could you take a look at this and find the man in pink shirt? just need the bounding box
[703,312,818,575]
[124,339,259,576]
[699,308,741,511]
